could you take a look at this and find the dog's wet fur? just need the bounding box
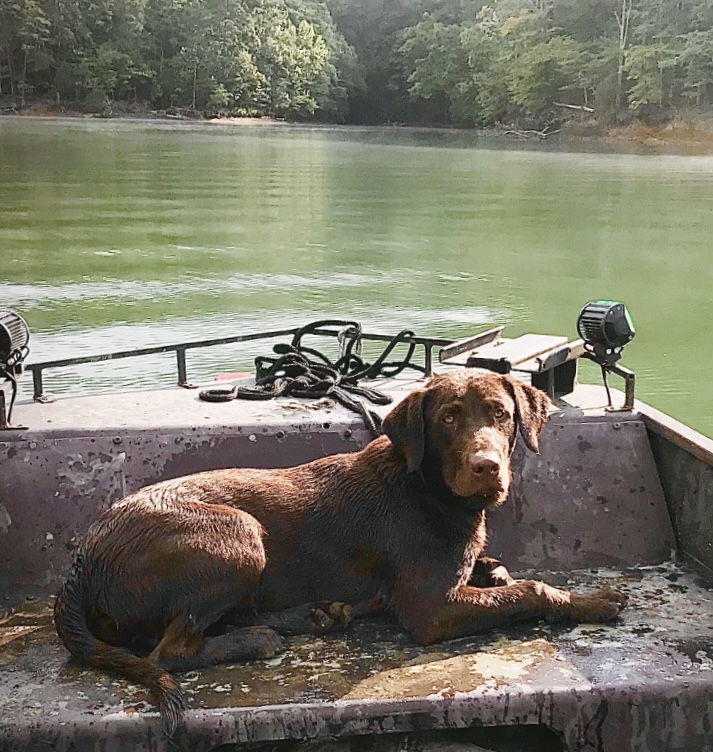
[54,371,627,733]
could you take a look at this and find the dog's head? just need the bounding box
[383,371,551,508]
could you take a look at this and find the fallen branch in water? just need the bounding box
[503,128,561,139]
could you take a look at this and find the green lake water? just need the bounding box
[1,117,712,436]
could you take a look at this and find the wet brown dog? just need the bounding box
[54,371,627,733]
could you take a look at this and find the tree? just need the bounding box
[677,30,713,107]
[326,0,473,123]
[505,36,582,114]
[400,16,470,123]
[4,0,713,123]
[0,0,51,102]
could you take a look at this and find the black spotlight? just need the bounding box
[577,301,635,367]
[0,309,30,427]
[577,301,635,409]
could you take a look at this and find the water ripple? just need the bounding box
[1,270,428,309]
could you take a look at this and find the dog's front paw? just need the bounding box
[311,602,354,635]
[488,565,517,587]
[244,626,284,658]
[565,587,628,623]
[470,557,517,588]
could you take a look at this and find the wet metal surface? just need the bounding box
[1,565,713,750]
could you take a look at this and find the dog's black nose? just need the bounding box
[470,454,500,477]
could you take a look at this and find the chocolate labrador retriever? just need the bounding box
[54,371,626,733]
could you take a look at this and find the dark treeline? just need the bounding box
[2,0,713,126]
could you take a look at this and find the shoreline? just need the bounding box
[603,119,713,154]
[4,107,713,155]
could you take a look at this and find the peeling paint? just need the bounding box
[57,451,126,495]
[0,625,40,647]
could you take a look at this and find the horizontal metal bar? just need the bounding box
[309,328,453,348]
[26,326,302,372]
[25,325,456,400]
[27,328,454,373]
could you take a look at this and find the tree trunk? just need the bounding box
[615,0,632,110]
[7,49,16,99]
[21,47,27,107]
[616,50,624,109]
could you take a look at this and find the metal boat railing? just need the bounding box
[26,326,454,401]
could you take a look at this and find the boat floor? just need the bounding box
[3,562,713,749]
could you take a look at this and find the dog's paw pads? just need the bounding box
[310,602,353,634]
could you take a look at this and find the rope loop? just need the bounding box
[199,320,425,435]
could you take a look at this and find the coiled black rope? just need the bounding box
[199,319,424,435]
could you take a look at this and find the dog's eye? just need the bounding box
[494,408,507,420]
[443,414,455,424]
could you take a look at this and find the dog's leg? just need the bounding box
[392,579,628,645]
[254,601,355,636]
[252,591,391,637]
[159,626,283,673]
[146,576,284,674]
[470,557,516,588]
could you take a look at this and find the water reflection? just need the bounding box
[1,118,712,436]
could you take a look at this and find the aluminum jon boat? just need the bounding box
[1,307,712,752]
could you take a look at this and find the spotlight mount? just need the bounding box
[577,301,636,410]
[0,309,30,428]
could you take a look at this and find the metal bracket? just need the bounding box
[0,385,27,430]
[589,358,636,412]
[605,363,636,411]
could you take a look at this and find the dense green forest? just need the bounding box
[2,0,713,126]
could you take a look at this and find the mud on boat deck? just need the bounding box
[2,563,713,751]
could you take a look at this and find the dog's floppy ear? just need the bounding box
[504,376,551,453]
[383,386,428,473]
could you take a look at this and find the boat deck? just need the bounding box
[7,375,628,436]
[2,564,713,751]
[2,377,713,750]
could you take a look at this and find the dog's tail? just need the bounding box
[53,556,186,735]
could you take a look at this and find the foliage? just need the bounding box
[3,0,713,123]
[0,0,356,119]
[398,0,713,126]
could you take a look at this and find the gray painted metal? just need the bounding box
[0,379,709,752]
[492,418,674,570]
[641,403,713,577]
